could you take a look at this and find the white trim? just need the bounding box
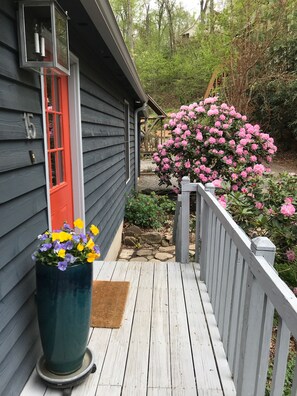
[124,100,131,184]
[40,73,52,231]
[68,54,85,229]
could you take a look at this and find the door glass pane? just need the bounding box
[50,152,57,186]
[58,151,64,183]
[56,115,63,148]
[53,76,60,111]
[49,113,55,149]
[46,74,52,109]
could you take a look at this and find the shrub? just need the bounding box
[222,172,297,288]
[124,192,175,229]
[152,97,277,193]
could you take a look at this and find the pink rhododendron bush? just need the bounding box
[153,96,277,192]
[153,97,297,289]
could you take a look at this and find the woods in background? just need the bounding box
[110,0,297,145]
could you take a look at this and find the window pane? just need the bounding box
[49,113,55,149]
[56,115,63,148]
[46,74,52,109]
[58,151,64,183]
[53,76,60,111]
[50,152,57,186]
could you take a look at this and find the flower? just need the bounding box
[286,250,295,262]
[280,203,296,217]
[32,219,100,271]
[74,218,84,229]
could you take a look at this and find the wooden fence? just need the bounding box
[175,176,297,396]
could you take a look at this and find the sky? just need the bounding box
[178,0,227,15]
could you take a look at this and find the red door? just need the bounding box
[44,72,74,230]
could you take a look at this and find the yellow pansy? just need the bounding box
[90,224,99,236]
[51,231,72,242]
[74,218,84,229]
[77,243,84,252]
[57,249,66,258]
[86,252,97,263]
[86,239,95,249]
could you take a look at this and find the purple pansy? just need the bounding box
[39,243,52,252]
[58,261,68,271]
[80,234,87,243]
[65,253,76,264]
[38,234,48,241]
[64,241,74,250]
[94,246,100,255]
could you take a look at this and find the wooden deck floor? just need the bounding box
[21,261,236,396]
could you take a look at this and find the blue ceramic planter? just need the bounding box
[36,261,93,375]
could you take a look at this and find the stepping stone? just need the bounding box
[130,257,148,262]
[136,249,153,256]
[155,252,174,261]
[159,246,175,253]
[141,232,162,244]
[119,249,134,259]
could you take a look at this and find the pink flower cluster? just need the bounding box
[153,97,277,190]
[280,197,296,217]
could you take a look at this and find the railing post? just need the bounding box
[200,183,215,281]
[237,237,276,396]
[180,176,190,263]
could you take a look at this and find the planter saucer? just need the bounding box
[36,347,96,393]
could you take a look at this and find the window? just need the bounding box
[124,101,130,182]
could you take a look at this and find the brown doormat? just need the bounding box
[91,281,130,328]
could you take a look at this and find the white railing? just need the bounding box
[175,176,297,396]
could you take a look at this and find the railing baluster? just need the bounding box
[214,227,226,320]
[195,189,201,263]
[228,253,244,370]
[222,242,237,350]
[270,318,291,396]
[218,233,231,335]
[180,177,190,263]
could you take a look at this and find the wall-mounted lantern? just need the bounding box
[17,0,70,75]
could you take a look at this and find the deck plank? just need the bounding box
[98,262,140,386]
[148,262,171,389]
[168,262,197,395]
[20,261,235,396]
[181,264,223,394]
[122,262,154,395]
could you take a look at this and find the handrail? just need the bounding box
[175,176,297,396]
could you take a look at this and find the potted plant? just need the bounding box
[32,218,100,375]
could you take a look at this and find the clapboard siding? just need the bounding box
[0,7,17,51]
[0,187,47,238]
[0,164,45,204]
[0,76,41,112]
[0,211,48,270]
[78,66,137,258]
[0,1,143,394]
[0,5,46,396]
[0,109,43,140]
[0,45,40,88]
[0,140,44,172]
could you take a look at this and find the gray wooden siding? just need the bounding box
[0,3,47,395]
[0,2,140,394]
[79,68,137,258]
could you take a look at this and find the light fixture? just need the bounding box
[17,0,70,75]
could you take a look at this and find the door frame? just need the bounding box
[42,53,85,231]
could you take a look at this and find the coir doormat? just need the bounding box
[91,281,130,328]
